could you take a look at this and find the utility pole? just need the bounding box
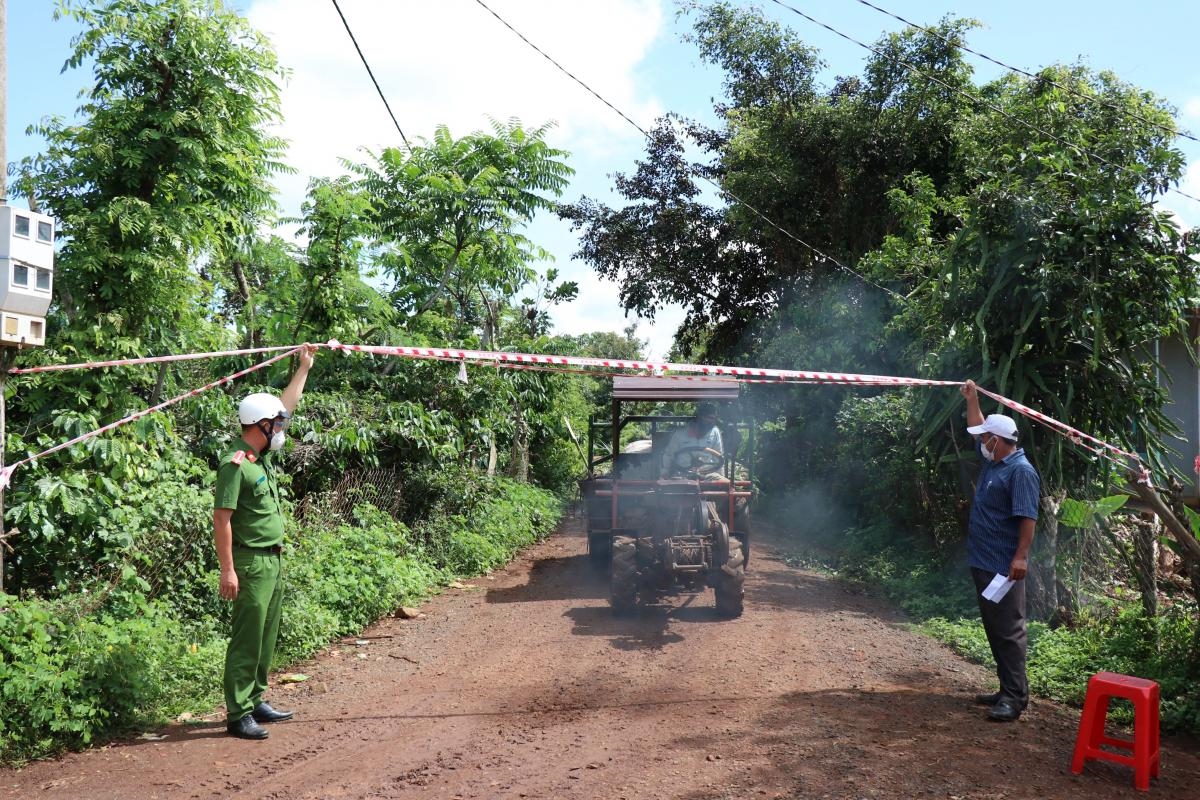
[1,0,8,593]
[1,0,7,205]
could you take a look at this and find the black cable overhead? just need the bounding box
[330,0,411,151]
[469,0,902,300]
[766,0,1200,205]
[849,0,1200,147]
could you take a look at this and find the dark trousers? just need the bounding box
[971,567,1028,707]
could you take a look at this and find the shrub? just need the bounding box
[276,504,445,662]
[0,590,223,764]
[921,604,1200,731]
[0,469,565,764]
[413,472,562,574]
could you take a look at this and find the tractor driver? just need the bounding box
[660,402,724,478]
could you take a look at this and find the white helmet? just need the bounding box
[238,392,289,426]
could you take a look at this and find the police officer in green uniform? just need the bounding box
[214,344,316,740]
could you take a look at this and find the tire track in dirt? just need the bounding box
[3,510,1199,799]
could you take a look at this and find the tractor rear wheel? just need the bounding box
[714,537,745,618]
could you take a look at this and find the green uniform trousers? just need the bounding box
[224,549,284,721]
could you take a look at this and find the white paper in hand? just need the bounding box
[981,573,1015,603]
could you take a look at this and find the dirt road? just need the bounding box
[5,511,1199,799]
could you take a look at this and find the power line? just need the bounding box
[329,0,411,151]
[469,0,902,301]
[766,0,1200,206]
[849,0,1200,147]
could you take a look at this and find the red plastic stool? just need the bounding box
[1071,671,1161,791]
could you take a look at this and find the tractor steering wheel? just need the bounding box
[669,445,724,476]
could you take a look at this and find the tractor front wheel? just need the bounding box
[610,536,639,615]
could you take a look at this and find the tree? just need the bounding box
[559,118,770,356]
[871,65,1198,491]
[351,120,573,347]
[561,1,1200,630]
[561,4,978,367]
[14,0,288,350]
[4,0,289,592]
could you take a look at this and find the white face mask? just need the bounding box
[257,418,287,452]
[981,439,997,462]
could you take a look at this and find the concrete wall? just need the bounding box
[1158,334,1199,497]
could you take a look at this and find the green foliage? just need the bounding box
[352,119,573,345]
[831,390,960,549]
[923,605,1200,730]
[4,413,211,595]
[921,617,994,664]
[0,0,595,770]
[1059,495,1130,529]
[1182,505,1200,538]
[0,471,565,764]
[413,472,562,574]
[17,0,288,346]
[208,178,394,351]
[274,505,443,662]
[0,591,223,764]
[874,65,1198,492]
[563,6,979,364]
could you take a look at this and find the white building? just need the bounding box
[0,206,55,347]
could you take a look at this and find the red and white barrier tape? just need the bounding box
[6,344,299,375]
[0,338,1148,489]
[0,347,302,490]
[322,340,962,387]
[975,386,1144,477]
[326,341,1146,473]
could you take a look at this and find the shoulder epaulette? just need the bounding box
[230,450,245,465]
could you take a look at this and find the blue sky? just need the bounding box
[5,1,1199,358]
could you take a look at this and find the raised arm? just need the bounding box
[281,343,317,415]
[960,379,984,430]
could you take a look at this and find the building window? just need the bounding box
[36,268,51,291]
[14,215,30,237]
[13,264,29,287]
[37,221,53,243]
[3,316,17,336]
[30,320,44,340]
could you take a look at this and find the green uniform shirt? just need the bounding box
[214,438,284,549]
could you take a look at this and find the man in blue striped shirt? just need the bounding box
[961,380,1041,722]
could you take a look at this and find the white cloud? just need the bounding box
[1183,97,1200,121]
[247,0,665,213]
[545,267,684,361]
[245,0,671,347]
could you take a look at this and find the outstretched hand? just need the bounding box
[298,342,318,371]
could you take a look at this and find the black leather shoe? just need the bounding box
[976,692,1028,710]
[987,699,1022,722]
[251,701,294,724]
[227,715,269,739]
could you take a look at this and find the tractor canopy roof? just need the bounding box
[611,376,740,403]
